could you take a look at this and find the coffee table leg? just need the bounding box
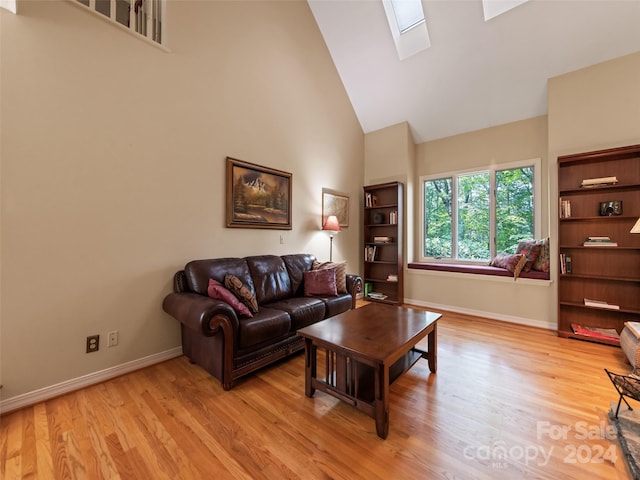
[427,324,437,373]
[304,339,316,397]
[374,364,390,439]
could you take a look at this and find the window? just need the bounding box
[381,0,430,60]
[421,159,540,263]
[76,0,164,45]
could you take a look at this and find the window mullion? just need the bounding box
[490,171,496,258]
[452,175,458,259]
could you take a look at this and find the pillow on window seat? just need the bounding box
[531,237,550,273]
[516,239,543,272]
[490,253,527,279]
[207,278,253,318]
[304,269,338,297]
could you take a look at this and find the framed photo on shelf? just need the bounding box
[226,157,292,230]
[322,189,349,227]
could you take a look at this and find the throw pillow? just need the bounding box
[515,239,543,272]
[224,274,259,314]
[312,260,347,294]
[490,253,527,279]
[532,237,550,273]
[207,278,253,318]
[303,269,338,297]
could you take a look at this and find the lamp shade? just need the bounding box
[322,215,341,232]
[631,218,640,234]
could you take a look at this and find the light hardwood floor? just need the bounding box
[1,306,634,479]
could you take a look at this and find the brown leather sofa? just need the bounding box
[162,254,362,390]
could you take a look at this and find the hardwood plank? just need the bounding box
[0,307,635,479]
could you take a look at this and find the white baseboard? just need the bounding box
[404,298,555,331]
[0,346,183,415]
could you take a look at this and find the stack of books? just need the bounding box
[584,298,620,310]
[368,292,388,300]
[581,176,618,188]
[583,236,617,247]
[559,253,572,274]
[559,198,571,218]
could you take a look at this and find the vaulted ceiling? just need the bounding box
[308,0,640,143]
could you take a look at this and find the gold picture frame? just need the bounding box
[322,189,349,227]
[226,157,292,229]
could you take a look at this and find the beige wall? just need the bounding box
[546,51,640,326]
[408,116,552,328]
[365,51,640,330]
[0,0,363,402]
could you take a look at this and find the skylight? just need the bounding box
[482,0,529,21]
[390,0,425,34]
[382,0,430,61]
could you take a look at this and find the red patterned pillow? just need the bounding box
[207,279,253,318]
[490,253,527,279]
[516,239,543,272]
[304,269,338,297]
[313,260,347,294]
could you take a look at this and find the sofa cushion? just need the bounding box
[246,255,292,305]
[320,294,353,318]
[265,297,326,331]
[207,278,253,318]
[313,260,347,294]
[184,257,253,296]
[304,269,338,297]
[225,274,259,314]
[238,307,291,349]
[282,254,316,297]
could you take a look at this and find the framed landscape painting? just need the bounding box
[226,157,292,229]
[322,189,349,227]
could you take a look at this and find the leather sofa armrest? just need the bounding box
[162,292,240,337]
[346,274,363,309]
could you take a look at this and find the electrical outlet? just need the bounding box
[280,235,284,244]
[108,330,119,347]
[86,335,99,353]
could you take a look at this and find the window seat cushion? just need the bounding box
[408,262,550,280]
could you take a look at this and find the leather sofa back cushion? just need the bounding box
[207,278,253,318]
[246,255,293,305]
[184,258,255,296]
[304,269,338,297]
[282,254,316,296]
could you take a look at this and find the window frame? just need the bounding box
[419,157,542,264]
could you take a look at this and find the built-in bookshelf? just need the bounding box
[557,144,640,346]
[363,182,403,305]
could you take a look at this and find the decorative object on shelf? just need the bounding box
[559,198,571,218]
[322,215,341,262]
[599,200,623,216]
[372,212,385,224]
[322,189,349,227]
[226,157,292,230]
[373,236,393,243]
[631,218,640,234]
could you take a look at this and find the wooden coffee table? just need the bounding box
[297,303,440,439]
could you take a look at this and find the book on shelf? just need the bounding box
[365,193,378,207]
[368,292,388,300]
[583,298,620,310]
[364,245,377,261]
[386,274,398,282]
[373,236,393,243]
[559,198,571,218]
[559,253,572,274]
[571,323,620,341]
[580,176,618,187]
[583,240,617,247]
